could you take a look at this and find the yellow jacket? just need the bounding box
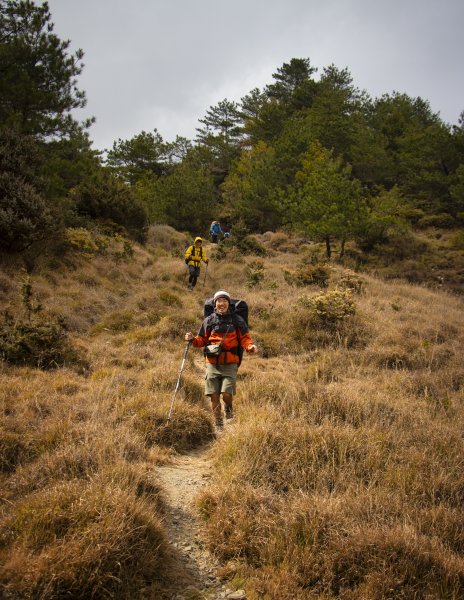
[185,237,208,266]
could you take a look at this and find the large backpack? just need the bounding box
[203,297,249,366]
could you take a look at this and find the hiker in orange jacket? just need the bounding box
[185,289,258,428]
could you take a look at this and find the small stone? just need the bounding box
[227,591,246,600]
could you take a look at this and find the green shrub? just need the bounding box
[0,277,88,370]
[417,213,456,229]
[64,228,134,261]
[338,269,364,293]
[227,220,267,257]
[0,316,86,370]
[0,129,56,253]
[296,264,330,287]
[64,227,108,257]
[246,260,265,287]
[70,170,148,243]
[306,289,356,323]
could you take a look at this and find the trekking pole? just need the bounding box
[203,263,208,287]
[167,341,191,421]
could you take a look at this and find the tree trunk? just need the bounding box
[325,235,331,259]
[340,238,346,258]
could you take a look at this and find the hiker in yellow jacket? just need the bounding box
[184,237,209,290]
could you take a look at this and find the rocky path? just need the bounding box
[156,442,246,600]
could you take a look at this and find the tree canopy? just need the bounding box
[1,0,463,259]
[0,0,90,138]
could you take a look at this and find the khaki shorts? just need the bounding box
[205,362,238,396]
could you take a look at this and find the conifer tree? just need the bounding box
[285,142,367,258]
[0,0,90,138]
[196,99,242,182]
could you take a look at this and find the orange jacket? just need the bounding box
[192,311,253,365]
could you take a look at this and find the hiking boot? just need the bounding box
[224,405,233,419]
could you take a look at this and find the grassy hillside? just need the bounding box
[1,226,463,599]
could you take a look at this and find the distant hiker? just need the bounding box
[209,220,223,244]
[184,289,258,428]
[184,237,208,290]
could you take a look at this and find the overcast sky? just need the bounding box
[46,0,464,151]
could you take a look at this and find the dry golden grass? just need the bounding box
[1,225,464,598]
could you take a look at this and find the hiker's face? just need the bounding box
[215,297,229,314]
[195,241,201,247]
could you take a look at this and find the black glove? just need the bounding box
[185,258,189,265]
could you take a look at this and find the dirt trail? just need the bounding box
[156,441,243,600]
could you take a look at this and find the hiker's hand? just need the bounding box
[205,259,209,264]
[248,344,258,354]
[185,332,194,341]
[185,259,189,264]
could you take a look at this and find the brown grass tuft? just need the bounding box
[0,480,167,599]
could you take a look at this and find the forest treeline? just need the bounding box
[1,0,464,260]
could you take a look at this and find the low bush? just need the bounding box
[0,315,87,370]
[306,289,356,324]
[417,213,456,229]
[338,269,364,293]
[0,277,88,370]
[285,263,330,287]
[246,260,265,287]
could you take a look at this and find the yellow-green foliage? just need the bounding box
[338,268,365,293]
[246,259,265,287]
[65,227,107,257]
[65,228,134,261]
[307,288,356,323]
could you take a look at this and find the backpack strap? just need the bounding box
[188,246,202,265]
[231,314,244,367]
[215,324,231,365]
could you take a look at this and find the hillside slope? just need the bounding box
[1,226,463,599]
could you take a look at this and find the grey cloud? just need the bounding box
[47,0,464,150]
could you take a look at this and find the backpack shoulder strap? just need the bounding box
[231,314,245,367]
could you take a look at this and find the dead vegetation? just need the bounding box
[1,224,463,599]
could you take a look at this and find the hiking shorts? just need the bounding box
[205,362,238,396]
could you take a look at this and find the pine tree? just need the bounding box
[0,0,90,138]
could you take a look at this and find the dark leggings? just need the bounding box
[188,265,200,287]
